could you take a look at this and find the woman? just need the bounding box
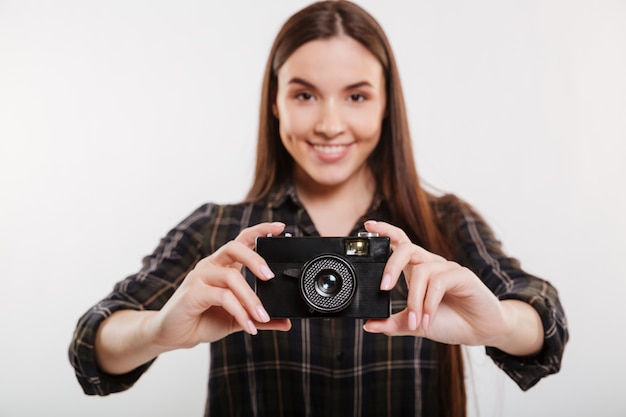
[69,2,568,416]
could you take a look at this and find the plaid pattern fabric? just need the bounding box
[69,183,568,416]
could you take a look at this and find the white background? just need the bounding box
[1,0,625,416]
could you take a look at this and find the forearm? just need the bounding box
[490,299,544,357]
[95,310,170,375]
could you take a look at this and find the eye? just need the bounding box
[348,93,366,103]
[295,92,315,101]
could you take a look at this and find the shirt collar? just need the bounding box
[267,180,301,210]
[267,179,386,221]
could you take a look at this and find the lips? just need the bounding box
[312,144,348,154]
[309,142,352,162]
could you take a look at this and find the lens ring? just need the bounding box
[300,254,356,313]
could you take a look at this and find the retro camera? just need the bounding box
[251,232,391,318]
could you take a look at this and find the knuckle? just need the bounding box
[394,241,413,257]
[193,258,209,270]
[409,263,428,279]
[222,266,243,283]
[429,278,445,293]
[218,240,247,260]
[235,229,252,242]
[223,239,243,251]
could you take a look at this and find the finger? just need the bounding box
[372,240,435,292]
[407,262,458,331]
[377,240,419,290]
[419,264,459,330]
[189,265,270,324]
[364,220,411,249]
[363,311,420,336]
[234,222,286,248]
[364,220,446,292]
[364,220,445,263]
[402,262,453,330]
[203,287,261,335]
[257,319,292,332]
[404,263,430,328]
[363,220,411,291]
[202,239,275,282]
[208,222,285,279]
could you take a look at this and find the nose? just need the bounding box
[314,99,345,139]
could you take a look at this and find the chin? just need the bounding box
[309,173,360,189]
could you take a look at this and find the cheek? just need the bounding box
[350,116,384,143]
[278,108,316,140]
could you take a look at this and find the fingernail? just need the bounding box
[381,274,392,291]
[256,305,270,323]
[409,311,418,330]
[422,313,430,330]
[247,320,258,335]
[363,323,380,333]
[260,265,275,279]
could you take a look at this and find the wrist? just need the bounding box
[491,299,544,357]
[95,310,168,375]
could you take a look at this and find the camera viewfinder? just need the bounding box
[345,239,369,256]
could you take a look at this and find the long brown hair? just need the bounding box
[247,2,466,415]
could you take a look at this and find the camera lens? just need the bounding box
[315,271,341,296]
[300,255,356,313]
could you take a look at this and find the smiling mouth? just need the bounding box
[311,143,350,155]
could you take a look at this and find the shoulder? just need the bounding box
[427,193,504,259]
[428,193,486,230]
[179,199,272,227]
[168,200,265,251]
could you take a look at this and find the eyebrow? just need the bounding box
[287,77,374,90]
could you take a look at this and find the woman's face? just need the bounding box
[274,35,386,192]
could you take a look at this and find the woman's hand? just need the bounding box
[362,220,543,356]
[95,222,291,375]
[151,222,292,349]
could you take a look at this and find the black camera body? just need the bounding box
[252,232,391,319]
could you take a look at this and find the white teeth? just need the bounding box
[313,144,346,154]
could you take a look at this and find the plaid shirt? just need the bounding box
[69,183,568,416]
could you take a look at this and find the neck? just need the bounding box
[293,169,376,236]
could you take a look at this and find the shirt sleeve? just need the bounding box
[68,204,215,395]
[439,195,569,391]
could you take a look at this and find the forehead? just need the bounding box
[277,35,384,87]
